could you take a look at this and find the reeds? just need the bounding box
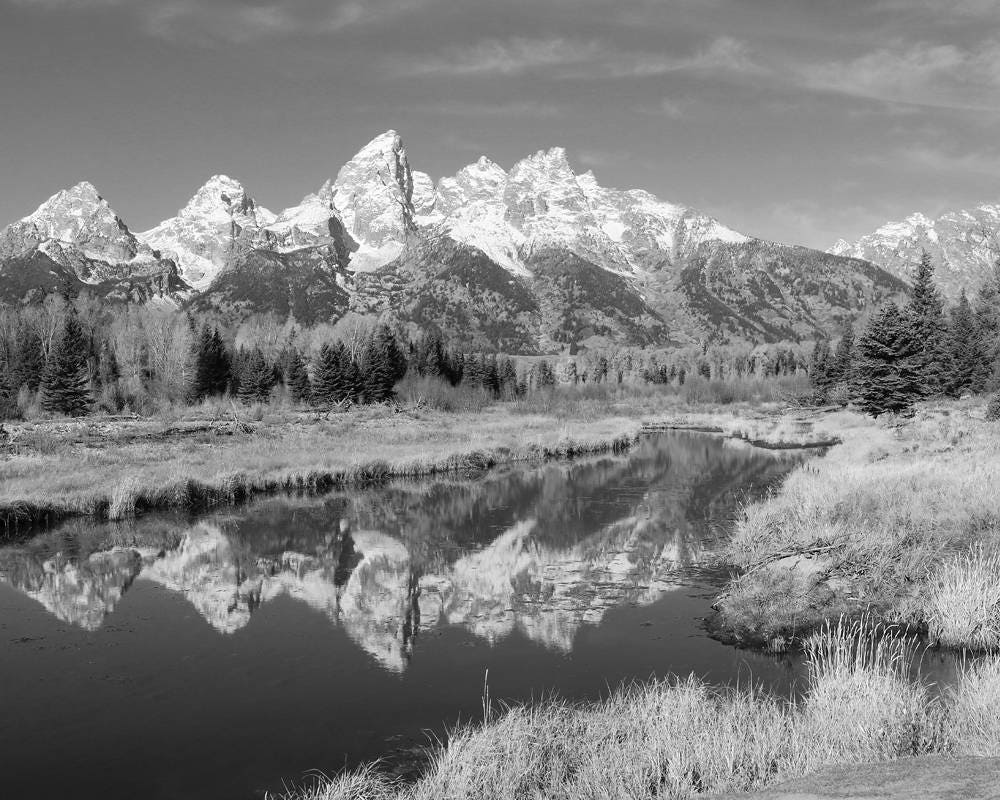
[276,620,1000,800]
[926,545,1000,651]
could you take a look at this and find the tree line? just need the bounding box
[809,254,1000,416]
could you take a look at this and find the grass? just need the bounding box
[0,382,827,536]
[274,620,997,800]
[714,398,1000,652]
[926,545,1000,651]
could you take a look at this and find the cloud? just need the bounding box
[392,35,761,80]
[872,0,1000,20]
[634,98,688,119]
[794,38,1000,110]
[874,145,1000,177]
[413,100,563,118]
[9,0,432,43]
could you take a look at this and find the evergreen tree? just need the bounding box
[237,347,274,404]
[210,327,232,395]
[906,251,949,396]
[945,290,985,397]
[463,353,483,387]
[482,354,500,397]
[286,350,311,404]
[829,322,855,387]
[311,344,342,405]
[498,357,518,398]
[190,325,232,402]
[339,344,363,403]
[855,303,923,417]
[10,325,44,392]
[974,259,1000,390]
[40,310,92,417]
[810,338,832,393]
[0,358,16,420]
[363,329,396,403]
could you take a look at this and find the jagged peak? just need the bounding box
[179,174,264,219]
[347,129,405,162]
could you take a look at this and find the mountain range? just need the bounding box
[0,130,948,351]
[831,205,1000,300]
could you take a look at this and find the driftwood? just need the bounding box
[746,541,844,572]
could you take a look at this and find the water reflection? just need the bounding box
[0,434,802,672]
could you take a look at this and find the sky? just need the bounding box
[1,0,999,249]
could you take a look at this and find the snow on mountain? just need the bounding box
[139,175,278,290]
[0,181,166,283]
[830,206,1000,298]
[316,129,416,272]
[418,146,749,279]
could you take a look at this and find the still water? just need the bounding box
[1,433,812,800]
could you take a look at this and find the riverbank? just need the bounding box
[0,393,834,536]
[712,398,1000,653]
[0,405,639,535]
[280,621,1000,800]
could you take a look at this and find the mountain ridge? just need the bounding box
[0,130,912,350]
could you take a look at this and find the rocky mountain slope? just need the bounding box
[0,182,183,303]
[0,131,912,348]
[830,204,1000,299]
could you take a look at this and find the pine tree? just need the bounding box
[363,330,395,403]
[974,259,1000,390]
[10,325,44,392]
[906,251,949,396]
[463,353,483,387]
[209,327,231,395]
[340,344,363,403]
[286,350,311,404]
[810,338,832,393]
[311,344,342,405]
[855,303,923,417]
[945,290,985,397]
[498,357,518,398]
[40,310,92,417]
[237,347,274,404]
[0,358,16,420]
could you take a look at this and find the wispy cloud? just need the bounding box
[9,0,433,43]
[793,38,1000,110]
[412,100,563,118]
[391,35,761,80]
[869,144,1000,177]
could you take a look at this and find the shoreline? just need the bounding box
[0,398,833,539]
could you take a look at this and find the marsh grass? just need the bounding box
[0,406,641,535]
[275,620,998,800]
[717,402,1000,648]
[926,545,1000,651]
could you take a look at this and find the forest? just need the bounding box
[1,252,998,422]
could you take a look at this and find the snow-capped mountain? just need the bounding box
[139,175,277,290]
[0,130,910,345]
[0,182,183,303]
[830,204,1000,298]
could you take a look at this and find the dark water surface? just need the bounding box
[1,433,812,800]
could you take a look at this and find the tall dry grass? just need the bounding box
[274,620,998,800]
[717,402,1000,649]
[926,545,1000,651]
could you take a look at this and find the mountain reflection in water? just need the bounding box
[0,433,810,800]
[1,435,801,670]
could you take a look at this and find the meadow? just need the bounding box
[0,375,809,535]
[715,398,1000,653]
